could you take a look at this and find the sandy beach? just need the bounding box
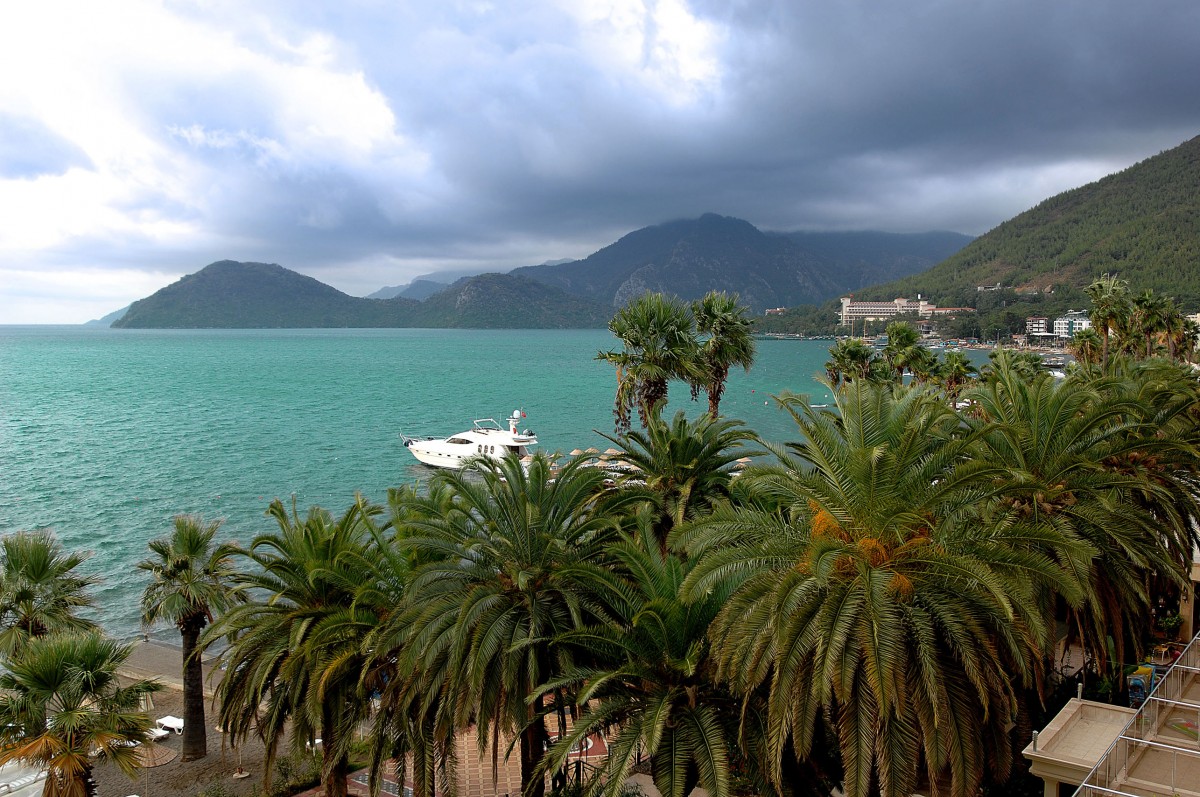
[97,640,325,797]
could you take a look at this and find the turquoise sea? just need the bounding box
[0,326,848,640]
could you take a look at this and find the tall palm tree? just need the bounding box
[206,496,383,797]
[1129,289,1168,358]
[0,529,99,657]
[599,409,759,554]
[399,453,632,797]
[361,483,461,797]
[138,514,241,761]
[0,632,161,797]
[1173,316,1200,363]
[598,292,699,432]
[1085,274,1130,369]
[679,382,1062,797]
[692,291,756,417]
[1158,296,1186,361]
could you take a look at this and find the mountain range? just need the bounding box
[108,219,970,328]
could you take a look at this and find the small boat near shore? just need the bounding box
[402,410,537,469]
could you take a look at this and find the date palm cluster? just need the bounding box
[4,297,1200,797]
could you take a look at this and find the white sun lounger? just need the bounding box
[156,715,184,734]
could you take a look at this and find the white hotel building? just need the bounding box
[839,296,936,326]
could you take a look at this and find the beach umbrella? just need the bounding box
[734,457,752,469]
[133,741,178,768]
[569,448,584,456]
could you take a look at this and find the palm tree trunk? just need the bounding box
[520,715,548,797]
[180,621,207,761]
[321,703,350,797]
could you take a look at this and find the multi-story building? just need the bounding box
[1026,317,1050,335]
[1053,311,1092,338]
[839,296,935,326]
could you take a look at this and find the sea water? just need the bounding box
[0,326,851,639]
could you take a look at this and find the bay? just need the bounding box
[0,326,845,639]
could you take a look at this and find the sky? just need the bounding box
[2,1,1199,323]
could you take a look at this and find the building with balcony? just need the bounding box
[1054,311,1092,339]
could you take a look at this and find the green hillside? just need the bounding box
[863,134,1200,311]
[410,273,610,328]
[112,261,608,329]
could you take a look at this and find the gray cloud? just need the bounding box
[3,0,1199,320]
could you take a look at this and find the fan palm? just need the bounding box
[692,291,756,417]
[1068,328,1103,368]
[0,529,99,657]
[138,514,241,761]
[0,632,161,797]
[1128,289,1169,358]
[399,453,633,797]
[678,382,1062,797]
[206,496,383,797]
[597,292,699,432]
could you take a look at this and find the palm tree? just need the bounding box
[542,523,746,797]
[206,496,383,797]
[1173,316,1200,363]
[823,338,877,387]
[692,291,756,417]
[598,292,699,432]
[599,409,759,554]
[936,350,978,397]
[881,321,922,381]
[1067,327,1103,368]
[0,632,161,797]
[0,529,99,657]
[679,382,1060,797]
[1129,289,1168,358]
[360,483,462,797]
[1158,296,1186,361]
[964,358,1200,675]
[138,514,241,761]
[1085,274,1130,369]
[399,453,632,797]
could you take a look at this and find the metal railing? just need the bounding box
[1074,631,1200,797]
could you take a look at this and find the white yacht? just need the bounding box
[402,410,537,469]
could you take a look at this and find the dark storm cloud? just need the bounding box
[5,0,1200,321]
